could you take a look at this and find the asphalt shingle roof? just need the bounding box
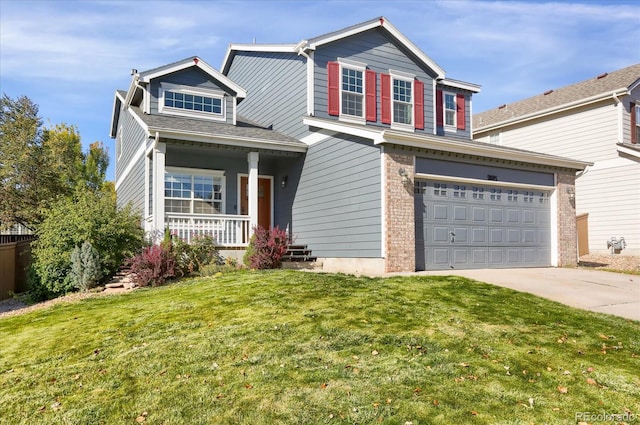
[474,63,640,130]
[129,106,305,148]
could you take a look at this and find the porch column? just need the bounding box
[248,151,259,235]
[153,142,166,240]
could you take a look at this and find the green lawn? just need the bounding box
[1,270,638,424]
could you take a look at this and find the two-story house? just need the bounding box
[111,17,589,273]
[474,64,640,256]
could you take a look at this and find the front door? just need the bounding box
[240,176,272,229]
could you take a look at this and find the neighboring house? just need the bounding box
[474,64,640,256]
[111,17,589,273]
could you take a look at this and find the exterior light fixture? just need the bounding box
[398,168,409,184]
[281,175,288,188]
[567,187,575,201]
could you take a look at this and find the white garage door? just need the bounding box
[415,180,552,270]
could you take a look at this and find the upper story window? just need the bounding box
[635,104,640,143]
[489,133,501,145]
[392,77,413,126]
[165,168,225,215]
[444,92,456,128]
[160,83,226,121]
[341,67,364,118]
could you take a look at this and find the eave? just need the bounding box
[475,87,630,135]
[303,116,591,171]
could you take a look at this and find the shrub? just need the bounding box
[173,235,223,276]
[129,244,176,287]
[31,189,144,297]
[70,240,102,291]
[244,226,289,269]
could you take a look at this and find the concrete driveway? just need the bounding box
[418,268,640,321]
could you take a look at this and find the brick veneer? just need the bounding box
[556,172,578,267]
[384,150,415,272]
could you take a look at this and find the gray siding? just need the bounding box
[150,68,235,125]
[226,52,308,139]
[292,135,382,258]
[313,27,437,135]
[415,157,555,186]
[115,107,148,213]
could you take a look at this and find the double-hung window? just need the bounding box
[339,59,366,121]
[160,83,225,121]
[444,92,456,128]
[165,169,224,215]
[636,104,640,143]
[391,72,414,127]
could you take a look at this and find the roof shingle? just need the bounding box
[474,63,640,130]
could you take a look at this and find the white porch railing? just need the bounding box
[166,213,250,247]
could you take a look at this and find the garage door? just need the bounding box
[415,180,551,270]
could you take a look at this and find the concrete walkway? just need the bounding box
[416,268,640,321]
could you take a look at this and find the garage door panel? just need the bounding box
[415,179,551,270]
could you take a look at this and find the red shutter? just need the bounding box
[366,70,377,122]
[436,89,443,127]
[631,102,637,144]
[327,61,339,116]
[414,80,424,130]
[381,73,391,124]
[456,93,465,130]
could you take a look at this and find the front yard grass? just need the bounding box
[1,270,638,424]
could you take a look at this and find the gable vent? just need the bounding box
[544,89,553,95]
[596,72,608,79]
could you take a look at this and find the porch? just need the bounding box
[166,213,249,247]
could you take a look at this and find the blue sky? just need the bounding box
[1,0,639,182]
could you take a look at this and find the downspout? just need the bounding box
[296,40,314,117]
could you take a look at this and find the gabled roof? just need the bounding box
[221,16,456,83]
[474,63,640,132]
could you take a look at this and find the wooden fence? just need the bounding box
[0,236,36,300]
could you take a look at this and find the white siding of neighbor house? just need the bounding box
[475,99,640,254]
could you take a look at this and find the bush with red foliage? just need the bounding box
[244,226,289,269]
[129,244,176,287]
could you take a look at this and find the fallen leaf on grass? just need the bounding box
[586,378,597,385]
[433,399,439,406]
[413,387,421,394]
[38,406,46,412]
[245,383,253,389]
[51,402,60,411]
[557,386,568,394]
[320,383,327,389]
[587,367,594,373]
[135,411,148,423]
[598,334,609,340]
[372,350,379,356]
[459,362,469,367]
[372,402,380,408]
[386,398,392,404]
[471,411,478,416]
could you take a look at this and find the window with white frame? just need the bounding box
[164,170,224,215]
[636,104,640,143]
[341,66,364,118]
[489,133,501,145]
[393,77,413,125]
[444,92,456,127]
[160,83,225,121]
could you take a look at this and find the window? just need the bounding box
[164,91,222,115]
[490,188,502,201]
[164,170,224,215]
[507,189,518,202]
[341,67,364,118]
[472,186,484,200]
[489,133,501,145]
[433,182,447,196]
[444,93,456,127]
[392,78,413,125]
[453,185,466,198]
[160,83,226,121]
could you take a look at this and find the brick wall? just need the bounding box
[384,149,415,272]
[556,172,578,267]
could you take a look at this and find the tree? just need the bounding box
[0,94,113,230]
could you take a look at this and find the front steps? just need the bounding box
[103,268,136,291]
[281,244,322,270]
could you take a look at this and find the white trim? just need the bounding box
[237,173,275,229]
[550,176,559,267]
[144,85,151,114]
[616,144,640,159]
[389,70,415,132]
[233,97,237,126]
[439,78,481,93]
[151,129,307,153]
[337,59,367,123]
[299,129,337,146]
[164,167,227,215]
[116,125,123,161]
[443,91,457,132]
[159,83,226,122]
[114,140,147,191]
[306,50,315,116]
[144,153,150,219]
[474,88,630,134]
[414,173,555,191]
[153,142,166,238]
[109,91,126,138]
[303,116,384,144]
[380,146,386,259]
[140,57,247,99]
[307,17,445,79]
[432,79,437,135]
[221,43,298,74]
[129,106,148,131]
